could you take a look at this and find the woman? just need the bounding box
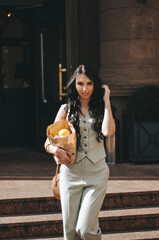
[44,64,115,240]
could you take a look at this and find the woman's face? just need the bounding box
[75,74,94,100]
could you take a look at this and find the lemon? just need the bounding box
[58,128,71,136]
[51,130,59,136]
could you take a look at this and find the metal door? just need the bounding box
[37,0,68,150]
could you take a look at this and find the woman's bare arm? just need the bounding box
[101,85,116,137]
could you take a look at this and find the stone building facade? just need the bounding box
[0,0,158,161]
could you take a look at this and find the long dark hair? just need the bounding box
[66,64,104,148]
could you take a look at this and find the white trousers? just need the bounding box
[60,157,109,240]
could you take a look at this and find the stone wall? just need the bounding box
[98,0,159,161]
[99,0,159,96]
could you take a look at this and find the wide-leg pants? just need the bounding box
[60,157,109,240]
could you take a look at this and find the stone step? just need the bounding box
[1,191,159,216]
[0,207,159,239]
[23,230,159,239]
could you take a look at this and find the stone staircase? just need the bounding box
[0,191,159,239]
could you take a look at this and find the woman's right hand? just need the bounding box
[53,146,72,164]
[44,138,71,164]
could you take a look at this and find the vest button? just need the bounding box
[84,129,87,131]
[83,120,86,123]
[85,151,87,154]
[84,136,86,139]
[85,144,87,147]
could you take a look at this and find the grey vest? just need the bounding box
[63,104,106,164]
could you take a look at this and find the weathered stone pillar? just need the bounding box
[99,0,159,96]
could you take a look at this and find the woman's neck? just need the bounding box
[79,98,90,117]
[80,98,90,108]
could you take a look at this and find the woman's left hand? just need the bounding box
[102,85,110,104]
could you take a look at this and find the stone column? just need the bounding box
[99,0,159,96]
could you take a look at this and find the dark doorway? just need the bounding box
[0,0,68,151]
[0,9,35,149]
